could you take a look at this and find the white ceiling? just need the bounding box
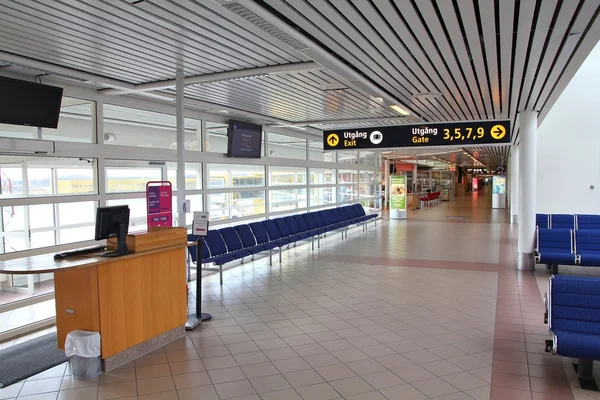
[0,0,599,166]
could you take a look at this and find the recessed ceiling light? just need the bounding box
[390,105,410,116]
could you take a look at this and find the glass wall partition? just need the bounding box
[268,132,306,160]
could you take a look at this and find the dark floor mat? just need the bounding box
[0,333,68,388]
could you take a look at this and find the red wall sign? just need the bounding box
[146,181,172,229]
[472,177,479,192]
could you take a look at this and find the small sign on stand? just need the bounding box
[186,211,211,330]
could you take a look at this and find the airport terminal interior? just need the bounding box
[1,0,600,399]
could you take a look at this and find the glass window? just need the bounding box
[308,140,335,162]
[338,170,358,184]
[209,191,265,221]
[167,162,202,191]
[0,201,97,254]
[106,166,162,193]
[338,185,358,203]
[338,151,359,164]
[309,187,336,207]
[268,132,306,160]
[0,123,37,140]
[0,157,96,198]
[206,122,228,153]
[269,166,306,186]
[359,151,376,166]
[207,164,265,188]
[269,188,307,212]
[106,197,147,232]
[309,168,335,185]
[104,105,201,150]
[43,97,94,143]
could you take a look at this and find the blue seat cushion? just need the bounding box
[261,242,278,251]
[539,252,576,265]
[552,330,600,359]
[579,251,600,266]
[245,245,264,255]
[206,253,235,265]
[229,249,251,259]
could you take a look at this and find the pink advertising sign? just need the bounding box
[146,181,172,229]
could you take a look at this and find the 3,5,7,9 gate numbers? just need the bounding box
[323,120,511,150]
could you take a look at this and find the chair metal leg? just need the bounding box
[375,219,377,227]
[269,250,272,266]
[318,235,321,248]
[279,248,282,263]
[311,237,314,250]
[219,265,223,285]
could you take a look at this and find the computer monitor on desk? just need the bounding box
[95,205,130,257]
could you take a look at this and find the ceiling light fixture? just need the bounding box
[390,105,410,116]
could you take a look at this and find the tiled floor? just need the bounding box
[0,194,584,399]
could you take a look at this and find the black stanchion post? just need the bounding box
[185,239,211,330]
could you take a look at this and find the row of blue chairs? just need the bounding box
[545,275,600,386]
[536,228,600,273]
[537,213,600,230]
[187,204,378,284]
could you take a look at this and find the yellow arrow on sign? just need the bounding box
[490,125,506,140]
[327,133,339,146]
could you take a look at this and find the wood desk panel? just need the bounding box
[54,266,100,351]
[97,247,187,358]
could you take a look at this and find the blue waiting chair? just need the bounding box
[248,222,277,265]
[219,227,251,261]
[545,275,600,385]
[551,214,576,229]
[536,213,550,229]
[536,228,575,274]
[187,231,232,285]
[577,215,600,230]
[234,225,265,257]
[575,230,600,266]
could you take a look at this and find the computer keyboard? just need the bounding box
[54,245,107,259]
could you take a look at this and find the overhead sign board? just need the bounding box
[323,120,510,150]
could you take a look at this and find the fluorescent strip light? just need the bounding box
[390,105,410,116]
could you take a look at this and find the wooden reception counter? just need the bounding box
[0,228,188,371]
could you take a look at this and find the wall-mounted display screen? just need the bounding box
[0,76,63,128]
[227,120,262,158]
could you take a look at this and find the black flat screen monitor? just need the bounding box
[227,120,262,158]
[95,205,130,257]
[0,76,63,128]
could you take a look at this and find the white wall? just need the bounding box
[537,42,600,214]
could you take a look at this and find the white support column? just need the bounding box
[518,111,537,271]
[384,158,390,209]
[510,145,519,224]
[176,68,186,228]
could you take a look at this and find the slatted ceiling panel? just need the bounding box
[479,0,501,117]
[534,0,600,111]
[499,0,516,118]
[262,0,439,121]
[518,0,559,112]
[179,71,400,123]
[435,0,488,119]
[526,0,581,110]
[85,0,254,72]
[456,0,494,119]
[0,0,303,85]
[373,0,471,121]
[411,0,481,119]
[509,0,537,121]
[135,1,292,66]
[312,120,408,130]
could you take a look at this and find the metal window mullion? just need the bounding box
[21,161,31,249]
[96,101,107,207]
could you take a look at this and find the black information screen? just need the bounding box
[0,76,63,128]
[227,120,262,158]
[323,120,511,150]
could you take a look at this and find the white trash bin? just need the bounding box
[64,330,101,379]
